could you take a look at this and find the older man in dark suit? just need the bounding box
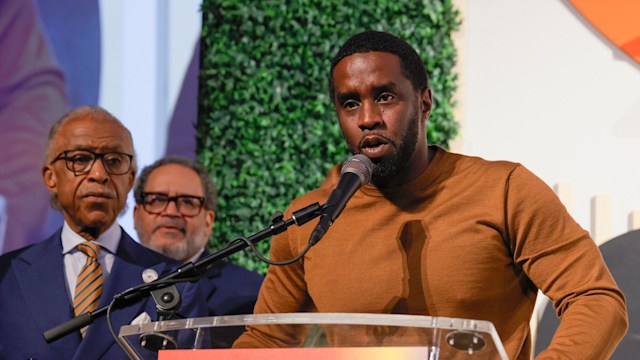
[0,106,204,359]
[133,156,263,324]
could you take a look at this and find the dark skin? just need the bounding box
[42,115,135,240]
[332,51,433,188]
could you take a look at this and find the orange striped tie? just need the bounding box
[73,241,103,337]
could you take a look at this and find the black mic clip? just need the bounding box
[139,269,182,352]
[309,190,343,245]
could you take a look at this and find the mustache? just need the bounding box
[152,218,186,235]
[357,133,396,150]
[79,188,116,199]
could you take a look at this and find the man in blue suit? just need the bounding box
[0,106,204,359]
[133,157,263,321]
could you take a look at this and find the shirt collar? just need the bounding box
[61,221,121,255]
[185,247,205,264]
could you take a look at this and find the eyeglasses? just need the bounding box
[51,150,133,176]
[140,192,205,217]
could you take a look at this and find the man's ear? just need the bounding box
[127,171,135,190]
[204,210,215,238]
[205,210,215,229]
[133,204,141,230]
[42,165,57,193]
[420,87,433,122]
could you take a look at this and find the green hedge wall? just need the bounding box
[198,0,460,274]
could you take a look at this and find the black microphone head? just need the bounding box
[341,154,374,186]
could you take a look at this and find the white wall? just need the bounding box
[98,0,202,240]
[459,0,640,241]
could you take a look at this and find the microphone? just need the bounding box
[308,154,373,245]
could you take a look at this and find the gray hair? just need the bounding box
[134,156,217,211]
[44,106,135,167]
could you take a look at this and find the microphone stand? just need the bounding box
[43,202,323,344]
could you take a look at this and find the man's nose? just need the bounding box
[163,199,181,216]
[357,100,383,130]
[87,158,109,183]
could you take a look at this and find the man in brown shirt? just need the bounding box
[235,30,628,359]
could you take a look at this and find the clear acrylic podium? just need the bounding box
[119,313,508,360]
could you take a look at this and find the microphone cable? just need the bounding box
[233,236,314,266]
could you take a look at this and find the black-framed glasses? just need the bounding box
[141,192,205,217]
[51,150,133,176]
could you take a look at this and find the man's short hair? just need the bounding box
[44,106,135,166]
[328,30,429,101]
[134,156,217,211]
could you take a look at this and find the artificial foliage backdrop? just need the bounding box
[198,0,460,273]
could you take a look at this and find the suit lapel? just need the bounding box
[199,250,222,286]
[75,231,172,359]
[14,231,81,355]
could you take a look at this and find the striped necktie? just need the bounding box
[73,241,103,337]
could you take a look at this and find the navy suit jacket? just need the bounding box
[0,227,205,359]
[199,251,263,317]
[196,251,263,347]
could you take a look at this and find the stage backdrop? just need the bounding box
[197,0,461,273]
[0,0,201,254]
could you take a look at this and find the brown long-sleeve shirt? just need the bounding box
[236,146,627,359]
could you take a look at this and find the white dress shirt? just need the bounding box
[61,221,120,302]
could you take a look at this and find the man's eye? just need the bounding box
[343,100,359,109]
[104,157,122,166]
[150,196,168,204]
[378,93,394,102]
[181,198,195,206]
[180,199,197,208]
[71,154,93,164]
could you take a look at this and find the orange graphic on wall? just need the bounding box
[570,0,640,64]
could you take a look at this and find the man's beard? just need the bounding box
[370,123,418,184]
[347,109,420,185]
[145,227,208,262]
